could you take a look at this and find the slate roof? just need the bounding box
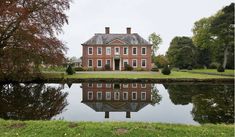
[82,33,151,45]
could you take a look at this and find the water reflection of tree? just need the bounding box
[165,84,234,124]
[151,86,162,106]
[0,83,68,120]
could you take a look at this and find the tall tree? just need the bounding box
[166,36,197,69]
[148,32,162,57]
[0,0,71,80]
[209,3,234,69]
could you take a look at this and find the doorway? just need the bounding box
[114,59,120,70]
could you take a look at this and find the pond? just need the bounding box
[0,82,233,125]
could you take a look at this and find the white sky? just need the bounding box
[59,0,234,58]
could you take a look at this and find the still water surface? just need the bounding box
[0,82,233,125]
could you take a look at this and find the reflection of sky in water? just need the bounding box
[53,84,198,125]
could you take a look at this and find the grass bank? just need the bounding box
[178,69,234,76]
[0,120,233,137]
[44,71,233,79]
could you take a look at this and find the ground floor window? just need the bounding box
[123,59,128,67]
[123,92,128,100]
[97,92,102,100]
[97,59,102,68]
[141,92,146,100]
[88,91,93,100]
[106,92,111,100]
[141,59,146,68]
[88,59,93,67]
[132,92,137,100]
[114,92,120,100]
[132,59,137,68]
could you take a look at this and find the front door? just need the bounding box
[115,59,120,70]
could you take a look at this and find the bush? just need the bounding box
[208,62,220,69]
[66,65,75,75]
[74,67,84,71]
[161,66,171,75]
[134,67,145,71]
[217,65,225,72]
[194,64,204,69]
[151,67,159,72]
[187,66,192,70]
[104,64,111,71]
[124,64,133,71]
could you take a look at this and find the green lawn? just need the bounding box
[0,120,233,137]
[188,69,234,76]
[44,71,233,79]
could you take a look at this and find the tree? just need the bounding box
[153,55,169,68]
[0,0,71,80]
[148,33,162,59]
[210,3,234,69]
[166,36,197,69]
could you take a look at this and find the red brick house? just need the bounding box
[81,82,153,118]
[82,27,152,71]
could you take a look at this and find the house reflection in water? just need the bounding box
[81,83,154,118]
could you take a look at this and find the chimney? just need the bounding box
[105,27,110,34]
[126,27,131,34]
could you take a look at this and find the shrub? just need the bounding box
[87,67,93,71]
[134,67,145,71]
[161,66,171,75]
[187,66,192,70]
[194,64,204,69]
[217,65,225,72]
[74,67,84,71]
[124,64,133,71]
[208,62,220,69]
[151,67,159,72]
[66,65,75,75]
[104,64,111,71]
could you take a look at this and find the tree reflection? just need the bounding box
[0,83,68,120]
[165,84,234,124]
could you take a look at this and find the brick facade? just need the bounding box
[82,27,152,71]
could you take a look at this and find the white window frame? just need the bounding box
[123,47,128,55]
[123,59,128,67]
[132,59,137,68]
[141,59,147,68]
[106,84,111,88]
[106,47,111,55]
[141,92,146,101]
[115,47,120,55]
[88,59,93,67]
[88,47,93,55]
[141,47,147,55]
[97,83,102,88]
[123,92,128,100]
[123,84,128,88]
[132,83,137,88]
[114,92,120,100]
[97,91,102,100]
[97,59,102,68]
[97,47,102,55]
[141,84,146,88]
[106,92,111,100]
[88,91,93,100]
[88,83,93,87]
[106,59,111,65]
[132,47,137,55]
[132,92,137,100]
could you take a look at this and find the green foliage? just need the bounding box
[161,66,171,75]
[167,36,196,69]
[187,66,193,70]
[74,67,84,71]
[104,64,111,71]
[134,67,145,71]
[153,55,169,68]
[208,62,220,69]
[217,65,225,72]
[66,65,75,75]
[124,64,133,71]
[148,32,162,56]
[151,67,159,72]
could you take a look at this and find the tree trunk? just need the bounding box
[222,46,229,69]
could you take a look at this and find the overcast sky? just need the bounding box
[59,0,233,58]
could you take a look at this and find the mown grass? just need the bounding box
[188,69,234,76]
[43,71,233,79]
[0,120,233,137]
